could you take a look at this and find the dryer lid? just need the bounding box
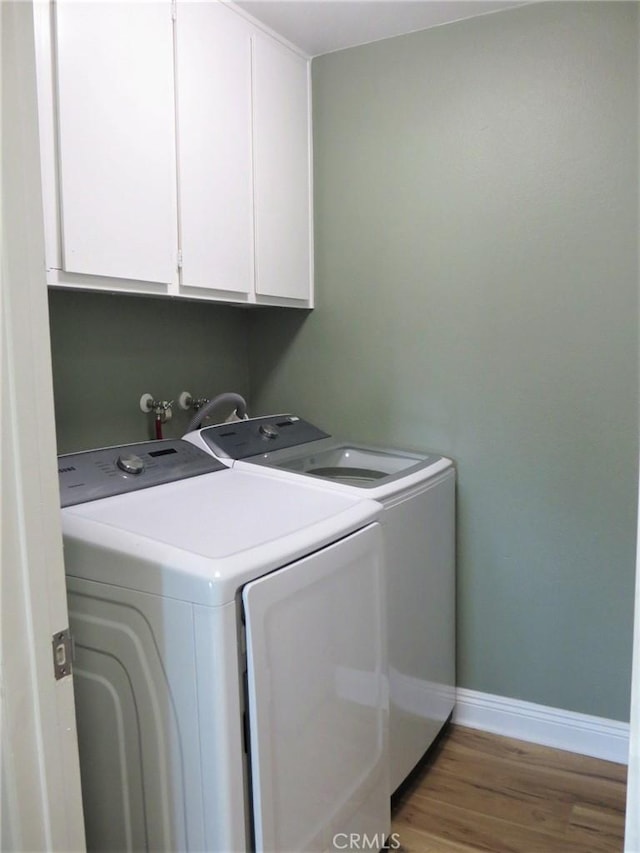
[61,466,381,606]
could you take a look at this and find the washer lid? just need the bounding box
[61,467,381,606]
[254,441,445,484]
[183,416,453,497]
[237,440,453,501]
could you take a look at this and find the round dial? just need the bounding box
[259,423,279,440]
[116,453,145,475]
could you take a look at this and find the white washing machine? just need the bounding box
[184,415,456,793]
[58,438,389,852]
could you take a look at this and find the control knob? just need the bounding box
[116,453,145,475]
[259,423,279,440]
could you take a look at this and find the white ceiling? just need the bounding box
[235,0,526,57]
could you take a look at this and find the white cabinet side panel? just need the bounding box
[54,1,177,283]
[176,0,253,295]
[252,35,311,301]
[33,0,62,272]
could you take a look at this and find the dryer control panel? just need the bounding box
[199,414,330,459]
[58,440,226,507]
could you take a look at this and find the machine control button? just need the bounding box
[259,423,279,440]
[116,453,145,475]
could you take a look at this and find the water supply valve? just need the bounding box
[140,394,173,439]
[178,391,210,412]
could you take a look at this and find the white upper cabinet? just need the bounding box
[175,2,254,297]
[35,0,313,307]
[252,35,312,302]
[54,0,178,285]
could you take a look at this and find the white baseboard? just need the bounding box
[453,687,630,765]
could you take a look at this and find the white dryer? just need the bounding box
[184,415,456,793]
[58,439,389,852]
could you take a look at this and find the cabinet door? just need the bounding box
[252,35,312,302]
[54,1,177,284]
[176,1,253,296]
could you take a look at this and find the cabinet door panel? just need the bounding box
[176,1,253,295]
[55,1,177,284]
[252,35,311,301]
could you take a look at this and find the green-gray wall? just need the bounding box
[49,290,250,453]
[248,2,639,720]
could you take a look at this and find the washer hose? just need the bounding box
[186,392,248,432]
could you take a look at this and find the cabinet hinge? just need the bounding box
[52,628,74,680]
[171,0,177,21]
[177,250,183,270]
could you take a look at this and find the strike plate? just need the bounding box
[52,628,73,680]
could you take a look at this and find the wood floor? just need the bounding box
[391,725,627,853]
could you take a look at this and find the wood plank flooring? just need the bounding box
[391,725,627,853]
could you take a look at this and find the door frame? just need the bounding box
[625,473,640,849]
[1,2,85,849]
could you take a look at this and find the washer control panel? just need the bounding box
[199,414,330,460]
[59,439,226,507]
